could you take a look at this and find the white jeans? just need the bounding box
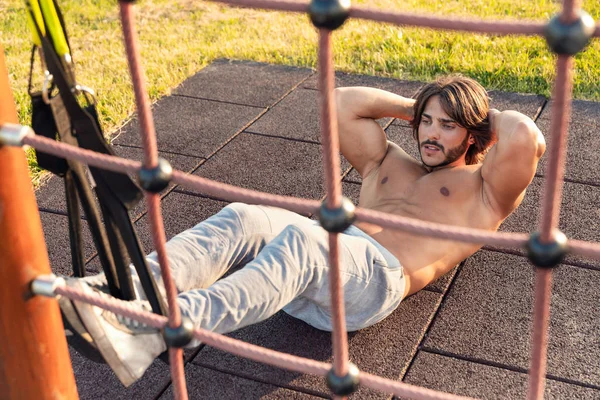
[135,203,405,342]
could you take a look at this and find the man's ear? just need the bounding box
[468,134,475,145]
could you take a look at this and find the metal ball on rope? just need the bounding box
[544,10,595,55]
[526,230,568,269]
[138,158,173,193]
[162,317,195,348]
[326,362,360,396]
[318,196,356,233]
[309,0,351,31]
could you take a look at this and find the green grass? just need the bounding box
[1,0,599,185]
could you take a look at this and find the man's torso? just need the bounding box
[355,142,516,297]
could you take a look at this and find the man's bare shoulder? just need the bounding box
[481,111,545,217]
[368,142,423,177]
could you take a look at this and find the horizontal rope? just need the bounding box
[348,8,544,35]
[13,0,598,398]
[53,282,475,400]
[208,0,600,38]
[22,132,532,250]
[24,131,600,259]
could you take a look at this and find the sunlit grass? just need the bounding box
[1,0,599,185]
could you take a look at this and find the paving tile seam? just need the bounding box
[36,157,204,222]
[174,163,355,206]
[243,129,321,146]
[171,93,268,110]
[263,70,317,110]
[122,93,274,166]
[171,188,231,204]
[339,167,355,183]
[191,360,329,398]
[69,183,187,269]
[152,346,206,400]
[107,116,137,144]
[382,118,398,131]
[419,347,600,392]
[84,253,98,269]
[151,377,178,400]
[481,246,600,273]
[182,108,272,179]
[301,81,425,100]
[533,172,600,189]
[390,120,412,127]
[532,98,549,122]
[421,286,444,295]
[537,118,600,128]
[108,142,209,163]
[400,262,467,382]
[39,207,69,217]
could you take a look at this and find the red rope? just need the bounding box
[527,0,579,396]
[53,283,476,400]
[119,2,187,398]
[208,0,549,36]
[318,31,342,210]
[559,0,579,23]
[526,56,573,400]
[527,269,553,400]
[317,29,349,379]
[18,0,600,397]
[119,3,158,168]
[26,131,600,257]
[348,8,544,35]
[22,132,537,250]
[539,56,573,241]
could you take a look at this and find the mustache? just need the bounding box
[420,140,445,153]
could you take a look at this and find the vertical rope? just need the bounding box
[119,3,157,167]
[318,30,342,208]
[559,0,579,23]
[527,269,553,400]
[539,57,573,240]
[528,0,578,395]
[527,58,573,400]
[317,29,349,381]
[149,194,187,399]
[119,2,187,399]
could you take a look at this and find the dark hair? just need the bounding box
[410,75,493,165]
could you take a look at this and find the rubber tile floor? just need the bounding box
[35,59,600,399]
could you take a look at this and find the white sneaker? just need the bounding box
[60,273,111,364]
[66,278,167,387]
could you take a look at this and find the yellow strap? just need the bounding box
[38,0,69,57]
[25,0,46,47]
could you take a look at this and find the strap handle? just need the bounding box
[26,3,168,316]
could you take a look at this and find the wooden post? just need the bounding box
[0,44,79,398]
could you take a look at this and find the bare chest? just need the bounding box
[359,167,486,228]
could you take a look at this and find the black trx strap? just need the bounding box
[27,0,167,317]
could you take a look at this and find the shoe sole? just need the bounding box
[69,280,138,387]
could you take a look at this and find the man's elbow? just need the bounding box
[513,121,545,159]
[535,129,546,158]
[334,87,350,117]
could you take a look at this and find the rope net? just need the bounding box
[11,0,600,399]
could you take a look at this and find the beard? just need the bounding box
[419,134,470,168]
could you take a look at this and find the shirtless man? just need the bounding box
[338,76,545,296]
[61,75,545,386]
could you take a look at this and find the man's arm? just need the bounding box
[335,87,415,178]
[481,110,546,216]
